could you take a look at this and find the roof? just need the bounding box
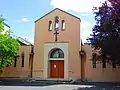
[17,37,33,46]
[0,22,10,31]
[35,8,81,23]
[81,39,84,46]
[3,22,10,28]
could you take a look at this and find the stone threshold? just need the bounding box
[0,77,72,82]
[0,77,76,84]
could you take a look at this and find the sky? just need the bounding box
[0,0,105,44]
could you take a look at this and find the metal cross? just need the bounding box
[54,30,59,42]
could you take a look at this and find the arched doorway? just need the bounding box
[49,48,64,78]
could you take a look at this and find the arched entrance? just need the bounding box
[49,48,64,78]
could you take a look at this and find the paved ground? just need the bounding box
[0,80,120,90]
[0,84,120,90]
[0,84,96,90]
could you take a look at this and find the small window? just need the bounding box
[102,60,106,68]
[6,60,9,67]
[48,21,52,31]
[112,61,116,68]
[14,56,17,67]
[61,20,65,30]
[55,16,59,30]
[92,53,96,68]
[50,49,64,58]
[6,64,9,67]
[21,52,24,67]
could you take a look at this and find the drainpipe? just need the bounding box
[30,45,34,78]
[80,50,85,82]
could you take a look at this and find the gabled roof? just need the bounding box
[17,37,33,46]
[3,22,10,28]
[35,8,81,23]
[0,22,10,31]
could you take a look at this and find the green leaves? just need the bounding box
[0,17,4,33]
[0,17,20,71]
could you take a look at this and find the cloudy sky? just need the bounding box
[0,0,105,44]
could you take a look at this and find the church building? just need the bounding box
[33,8,81,79]
[0,8,120,82]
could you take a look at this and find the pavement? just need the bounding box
[0,85,94,90]
[0,80,120,90]
[0,84,120,90]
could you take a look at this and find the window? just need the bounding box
[21,52,24,67]
[6,64,9,67]
[61,20,65,30]
[6,60,9,67]
[102,59,106,68]
[48,21,52,31]
[50,49,64,58]
[14,56,17,67]
[92,53,96,68]
[55,16,59,30]
[112,61,116,68]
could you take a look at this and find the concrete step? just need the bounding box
[0,77,74,84]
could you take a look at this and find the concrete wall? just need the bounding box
[83,44,120,82]
[33,9,81,79]
[0,45,33,78]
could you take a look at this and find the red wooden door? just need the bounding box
[58,60,64,78]
[50,60,64,78]
[50,60,58,78]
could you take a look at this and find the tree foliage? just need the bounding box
[0,17,4,32]
[87,0,120,65]
[0,17,20,71]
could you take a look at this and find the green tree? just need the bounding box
[0,17,20,71]
[0,17,4,32]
